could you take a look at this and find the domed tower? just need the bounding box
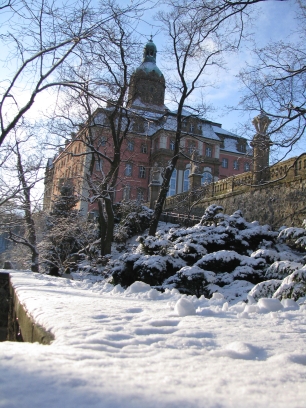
[128,38,166,108]
[251,111,272,184]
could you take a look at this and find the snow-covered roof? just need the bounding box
[222,137,239,153]
[130,99,168,114]
[136,61,163,77]
[201,123,220,141]
[212,125,236,137]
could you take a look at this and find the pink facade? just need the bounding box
[44,39,252,214]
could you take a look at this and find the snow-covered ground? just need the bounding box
[1,271,305,408]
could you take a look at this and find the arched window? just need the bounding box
[167,169,177,197]
[183,169,189,191]
[202,168,213,184]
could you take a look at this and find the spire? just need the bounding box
[142,37,157,64]
[127,37,166,108]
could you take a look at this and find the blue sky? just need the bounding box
[147,0,299,133]
[0,0,301,155]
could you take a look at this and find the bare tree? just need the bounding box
[148,0,259,235]
[0,0,147,146]
[237,0,306,161]
[45,9,144,255]
[0,127,44,272]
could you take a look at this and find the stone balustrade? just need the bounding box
[164,153,306,211]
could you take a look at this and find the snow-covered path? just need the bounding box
[0,271,305,408]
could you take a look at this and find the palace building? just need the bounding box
[43,39,252,214]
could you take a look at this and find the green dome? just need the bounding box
[135,39,163,77]
[143,39,157,63]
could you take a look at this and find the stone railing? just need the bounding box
[164,153,306,211]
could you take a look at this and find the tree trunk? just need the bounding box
[98,198,107,256]
[103,195,114,255]
[16,141,39,272]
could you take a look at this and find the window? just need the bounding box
[188,141,196,154]
[202,171,213,185]
[170,139,175,151]
[125,163,133,177]
[139,166,146,179]
[137,188,144,202]
[233,160,239,170]
[133,121,144,132]
[182,119,187,129]
[198,123,202,132]
[221,158,228,168]
[206,147,212,157]
[154,138,159,151]
[190,124,195,133]
[141,144,147,154]
[95,159,103,171]
[167,169,177,197]
[127,140,134,151]
[244,162,250,171]
[237,143,246,153]
[123,186,131,200]
[183,169,189,192]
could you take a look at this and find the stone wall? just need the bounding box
[164,154,306,229]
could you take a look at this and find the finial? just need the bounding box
[252,110,271,135]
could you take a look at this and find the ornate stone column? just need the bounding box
[251,111,272,184]
[188,152,202,201]
[149,163,162,209]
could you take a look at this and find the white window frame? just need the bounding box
[125,163,133,177]
[206,147,212,157]
[127,140,134,151]
[139,166,146,179]
[222,158,228,168]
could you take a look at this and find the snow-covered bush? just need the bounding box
[249,280,282,301]
[278,220,306,250]
[108,205,306,302]
[273,268,306,301]
[113,201,153,243]
[265,261,303,280]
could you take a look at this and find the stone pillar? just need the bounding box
[149,182,161,209]
[251,111,272,185]
[188,172,202,191]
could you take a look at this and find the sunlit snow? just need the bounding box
[1,271,305,408]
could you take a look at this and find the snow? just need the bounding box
[1,270,306,408]
[221,137,239,153]
[174,297,196,316]
[212,125,236,137]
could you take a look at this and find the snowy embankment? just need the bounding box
[1,271,305,408]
